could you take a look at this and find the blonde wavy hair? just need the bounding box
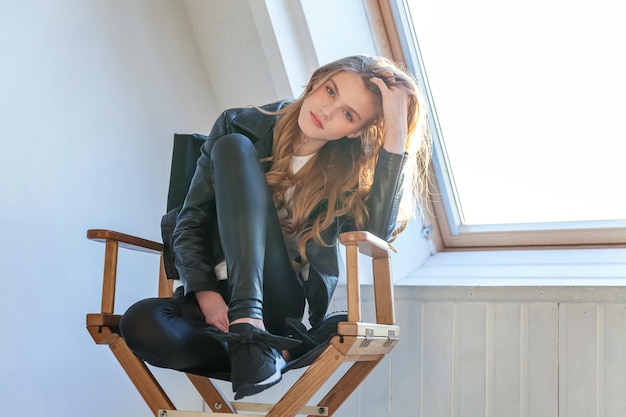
[263,55,431,262]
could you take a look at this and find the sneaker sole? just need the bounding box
[234,355,286,400]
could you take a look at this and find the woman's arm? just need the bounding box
[370,75,409,154]
[365,149,406,240]
[172,112,231,330]
[364,75,411,240]
[173,115,226,294]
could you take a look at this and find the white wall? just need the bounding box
[183,0,289,110]
[0,1,217,416]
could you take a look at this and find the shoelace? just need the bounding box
[200,326,302,351]
[284,318,318,356]
[284,314,346,359]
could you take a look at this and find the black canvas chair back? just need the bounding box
[166,133,207,212]
[161,134,206,281]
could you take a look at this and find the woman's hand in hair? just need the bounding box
[195,290,229,333]
[370,72,409,154]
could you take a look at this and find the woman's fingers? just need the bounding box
[196,290,230,332]
[214,312,229,333]
[370,76,409,116]
[370,74,410,153]
[372,70,396,86]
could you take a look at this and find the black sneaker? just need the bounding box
[285,311,348,362]
[227,323,299,400]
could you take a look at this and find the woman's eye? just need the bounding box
[326,87,335,97]
[344,111,353,122]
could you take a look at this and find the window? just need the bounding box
[384,0,626,250]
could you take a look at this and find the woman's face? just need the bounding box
[297,71,378,153]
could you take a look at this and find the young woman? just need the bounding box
[120,55,431,400]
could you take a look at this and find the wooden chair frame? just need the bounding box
[86,228,400,417]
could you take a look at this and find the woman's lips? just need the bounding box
[310,112,323,129]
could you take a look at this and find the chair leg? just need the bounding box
[311,356,383,417]
[266,345,345,417]
[186,373,236,413]
[109,336,175,416]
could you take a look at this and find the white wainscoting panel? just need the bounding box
[323,286,626,417]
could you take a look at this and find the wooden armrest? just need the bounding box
[86,313,122,344]
[339,231,391,259]
[338,322,400,338]
[87,229,163,254]
[87,229,166,315]
[340,231,395,325]
[87,313,122,327]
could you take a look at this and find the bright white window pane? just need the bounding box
[407,0,626,225]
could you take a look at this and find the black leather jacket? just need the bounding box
[172,101,406,327]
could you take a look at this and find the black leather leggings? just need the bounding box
[120,286,232,376]
[211,134,305,328]
[120,133,306,374]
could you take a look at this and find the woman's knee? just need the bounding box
[119,298,170,350]
[119,296,230,372]
[211,133,256,164]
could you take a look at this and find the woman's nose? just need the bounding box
[320,105,334,120]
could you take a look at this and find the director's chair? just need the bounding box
[86,134,400,417]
